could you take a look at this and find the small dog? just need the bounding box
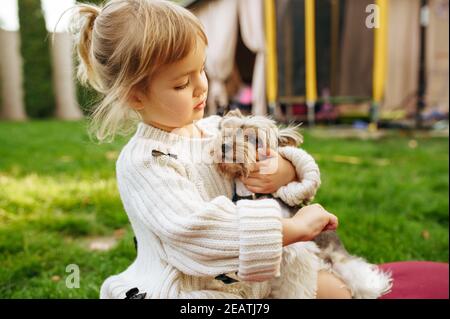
[211,109,392,299]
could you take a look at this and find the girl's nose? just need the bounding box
[193,73,208,97]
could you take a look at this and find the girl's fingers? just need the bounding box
[241,177,270,188]
[247,171,271,178]
[249,163,260,173]
[240,177,261,187]
[248,149,278,174]
[327,214,339,230]
[246,186,266,194]
[247,171,261,178]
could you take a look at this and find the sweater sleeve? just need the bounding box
[120,154,283,282]
[272,146,321,207]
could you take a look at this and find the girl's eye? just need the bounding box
[175,81,189,90]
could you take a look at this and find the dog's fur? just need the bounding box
[211,109,392,299]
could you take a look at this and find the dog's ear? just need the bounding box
[278,124,304,147]
[224,108,244,118]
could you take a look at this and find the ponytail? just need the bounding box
[73,4,103,92]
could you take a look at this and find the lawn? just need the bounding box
[0,120,448,298]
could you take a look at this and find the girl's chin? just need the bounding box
[192,109,205,118]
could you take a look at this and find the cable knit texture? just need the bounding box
[100,115,320,299]
[272,146,321,206]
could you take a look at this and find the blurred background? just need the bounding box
[0,0,448,298]
[1,0,448,127]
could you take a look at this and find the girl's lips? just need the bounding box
[194,100,206,110]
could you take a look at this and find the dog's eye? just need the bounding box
[247,135,263,148]
[222,144,232,154]
[256,137,264,148]
[247,135,257,145]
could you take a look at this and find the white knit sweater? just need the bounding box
[100,115,322,299]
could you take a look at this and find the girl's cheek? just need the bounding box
[174,91,192,107]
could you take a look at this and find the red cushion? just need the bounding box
[378,261,449,299]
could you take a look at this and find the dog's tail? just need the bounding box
[332,257,393,299]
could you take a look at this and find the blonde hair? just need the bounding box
[71,0,208,142]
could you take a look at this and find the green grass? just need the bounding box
[0,120,448,298]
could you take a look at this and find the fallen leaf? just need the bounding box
[86,237,118,251]
[59,155,72,163]
[106,151,118,161]
[332,155,362,165]
[408,140,418,149]
[82,196,90,205]
[374,159,391,166]
[114,228,126,239]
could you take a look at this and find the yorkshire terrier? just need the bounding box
[210,109,392,299]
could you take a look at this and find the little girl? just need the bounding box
[72,0,351,299]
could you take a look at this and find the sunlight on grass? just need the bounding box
[0,173,119,225]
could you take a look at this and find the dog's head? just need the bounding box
[211,109,303,178]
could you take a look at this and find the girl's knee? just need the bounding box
[316,270,352,299]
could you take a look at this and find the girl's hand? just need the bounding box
[291,204,339,242]
[239,148,297,194]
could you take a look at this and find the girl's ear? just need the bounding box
[278,124,304,147]
[127,89,146,111]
